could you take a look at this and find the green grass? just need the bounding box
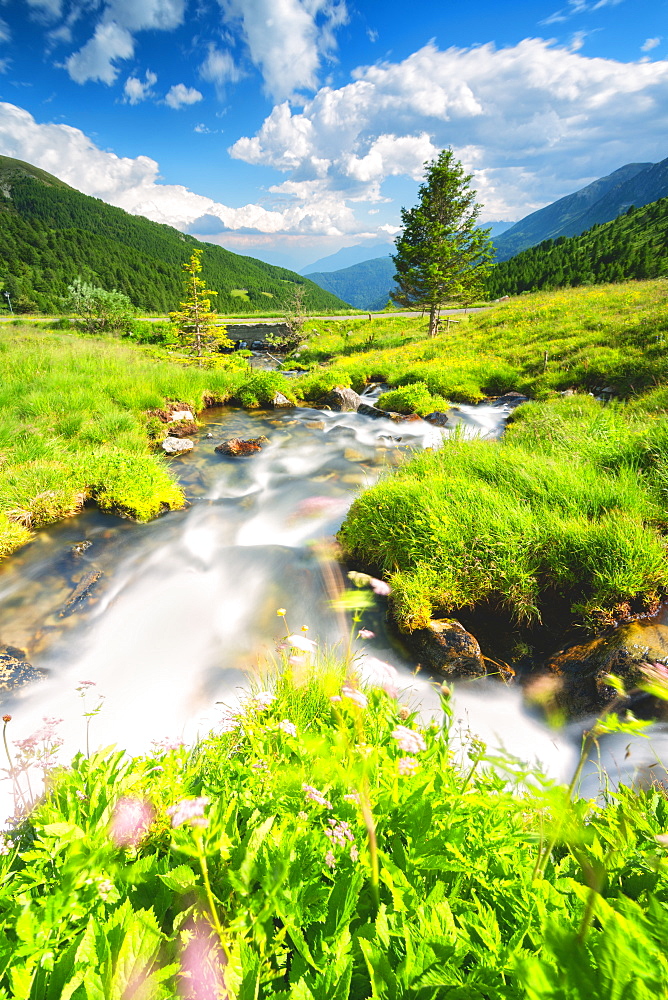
[2,660,668,998]
[0,327,301,559]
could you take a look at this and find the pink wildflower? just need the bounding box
[343,792,361,805]
[0,835,14,856]
[398,757,419,776]
[325,849,336,870]
[391,725,426,755]
[279,719,297,737]
[350,844,359,862]
[167,797,210,828]
[110,796,155,847]
[362,656,399,697]
[325,818,355,847]
[329,695,342,703]
[358,628,375,639]
[297,811,308,821]
[179,919,227,1000]
[286,633,317,653]
[302,784,332,808]
[369,577,391,596]
[341,687,368,709]
[252,691,276,710]
[77,680,96,689]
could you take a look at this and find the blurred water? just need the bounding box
[0,397,651,820]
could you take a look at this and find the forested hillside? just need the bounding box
[306,256,396,310]
[0,156,349,314]
[486,197,668,297]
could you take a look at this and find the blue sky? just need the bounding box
[0,0,666,269]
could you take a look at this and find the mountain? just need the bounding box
[306,256,397,311]
[0,155,349,315]
[492,161,662,261]
[486,196,668,297]
[483,220,516,238]
[301,242,392,275]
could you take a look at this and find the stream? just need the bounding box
[0,394,665,820]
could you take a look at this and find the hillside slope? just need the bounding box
[306,256,396,310]
[487,197,668,296]
[492,159,667,261]
[0,156,349,315]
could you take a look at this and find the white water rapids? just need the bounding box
[0,396,665,821]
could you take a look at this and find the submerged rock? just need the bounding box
[61,569,102,617]
[546,620,668,716]
[70,540,92,557]
[324,387,362,412]
[162,436,194,454]
[424,412,450,427]
[0,648,45,693]
[492,392,530,408]
[215,436,269,457]
[410,619,486,677]
[358,402,393,420]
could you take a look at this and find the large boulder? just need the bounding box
[162,436,194,454]
[546,620,668,716]
[324,387,362,412]
[424,412,450,427]
[410,618,486,677]
[215,436,269,457]
[271,393,293,409]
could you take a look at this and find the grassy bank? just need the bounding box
[293,281,668,404]
[320,282,668,638]
[0,327,301,560]
[2,660,668,998]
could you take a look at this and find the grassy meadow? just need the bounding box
[3,658,668,999]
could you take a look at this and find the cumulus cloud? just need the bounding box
[642,38,662,53]
[218,0,348,100]
[64,0,186,84]
[0,101,359,237]
[164,83,203,108]
[123,69,157,104]
[230,37,668,220]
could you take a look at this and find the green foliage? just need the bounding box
[169,248,233,363]
[487,196,668,297]
[0,160,350,315]
[2,664,668,997]
[392,149,494,335]
[377,382,448,415]
[66,277,135,335]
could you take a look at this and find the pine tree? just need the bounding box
[391,149,494,337]
[169,248,232,365]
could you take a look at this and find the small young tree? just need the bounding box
[66,277,135,334]
[170,248,232,364]
[391,149,494,337]
[265,282,309,352]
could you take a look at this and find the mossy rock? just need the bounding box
[546,620,668,716]
[409,618,486,678]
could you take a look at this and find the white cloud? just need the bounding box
[199,43,241,93]
[64,0,185,84]
[164,83,203,108]
[642,37,661,53]
[218,0,348,100]
[26,0,63,20]
[230,38,668,220]
[0,100,359,238]
[123,69,157,104]
[542,0,624,24]
[0,18,10,43]
[65,21,134,84]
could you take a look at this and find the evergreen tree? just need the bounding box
[169,248,232,364]
[391,149,494,336]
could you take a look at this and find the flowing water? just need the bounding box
[0,395,664,820]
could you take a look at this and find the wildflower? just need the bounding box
[342,687,368,709]
[369,577,391,596]
[167,797,210,828]
[330,695,342,703]
[358,628,375,639]
[325,818,354,847]
[398,756,419,776]
[97,877,115,901]
[179,919,227,1000]
[289,654,306,667]
[2,715,10,723]
[251,760,269,772]
[391,725,426,755]
[0,835,14,856]
[297,811,308,821]
[279,719,297,737]
[218,714,239,734]
[75,790,87,801]
[151,738,185,753]
[300,625,309,632]
[77,680,96,689]
[361,656,399,697]
[286,633,317,653]
[350,844,359,862]
[325,849,336,870]
[109,797,155,848]
[302,784,332,808]
[252,691,276,710]
[343,792,361,805]
[276,608,287,616]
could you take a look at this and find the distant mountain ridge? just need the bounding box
[305,257,396,310]
[0,155,349,315]
[493,159,668,260]
[301,242,392,275]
